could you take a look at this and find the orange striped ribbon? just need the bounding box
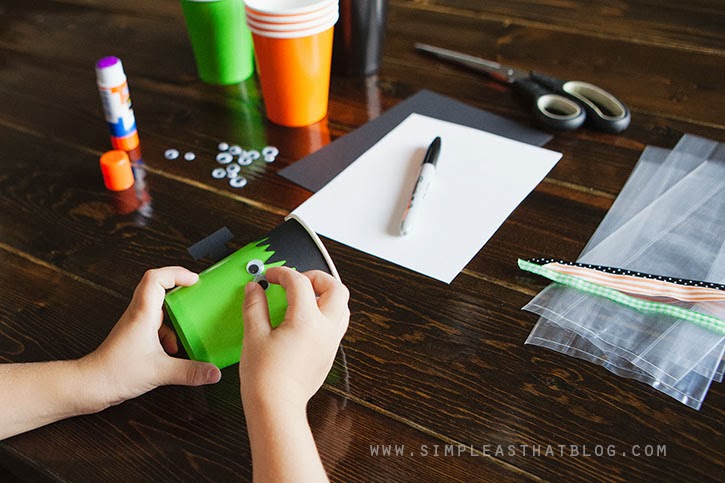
[543,262,725,302]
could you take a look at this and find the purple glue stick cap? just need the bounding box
[96,56,120,70]
[96,56,126,86]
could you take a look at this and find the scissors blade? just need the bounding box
[414,43,528,84]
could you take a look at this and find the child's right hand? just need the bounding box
[239,267,350,413]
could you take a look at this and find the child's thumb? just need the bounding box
[160,358,221,387]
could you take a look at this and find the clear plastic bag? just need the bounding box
[524,135,725,409]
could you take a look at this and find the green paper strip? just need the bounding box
[518,259,725,336]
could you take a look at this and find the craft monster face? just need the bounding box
[164,216,337,369]
[163,237,290,369]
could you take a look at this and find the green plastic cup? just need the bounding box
[181,0,255,85]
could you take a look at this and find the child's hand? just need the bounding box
[80,267,221,411]
[239,267,350,413]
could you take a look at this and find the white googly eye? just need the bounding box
[211,167,226,179]
[253,274,269,291]
[238,155,253,166]
[226,163,241,174]
[164,149,179,160]
[216,152,233,164]
[247,150,260,160]
[184,152,196,161]
[262,146,279,157]
[218,142,229,151]
[229,145,243,155]
[246,259,265,275]
[229,176,247,188]
[263,155,276,163]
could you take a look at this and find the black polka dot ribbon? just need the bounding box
[528,258,725,291]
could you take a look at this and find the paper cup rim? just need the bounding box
[246,12,337,31]
[248,17,336,37]
[244,0,337,16]
[245,4,337,23]
[285,214,340,281]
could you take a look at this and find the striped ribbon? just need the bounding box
[518,259,725,336]
[529,259,725,302]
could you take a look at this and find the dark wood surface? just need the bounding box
[1,0,723,481]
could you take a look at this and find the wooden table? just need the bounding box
[1,1,723,481]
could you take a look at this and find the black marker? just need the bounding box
[400,136,442,236]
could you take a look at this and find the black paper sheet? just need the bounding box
[279,89,553,193]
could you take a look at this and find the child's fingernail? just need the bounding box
[207,368,221,383]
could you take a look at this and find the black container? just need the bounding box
[332,0,388,76]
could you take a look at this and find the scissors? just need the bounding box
[415,43,631,133]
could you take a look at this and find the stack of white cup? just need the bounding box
[244,0,339,38]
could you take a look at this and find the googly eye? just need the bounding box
[216,152,233,164]
[226,164,241,177]
[246,259,265,275]
[211,167,226,179]
[262,146,279,157]
[254,274,269,291]
[229,175,247,188]
[164,149,180,160]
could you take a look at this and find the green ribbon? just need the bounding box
[518,259,725,336]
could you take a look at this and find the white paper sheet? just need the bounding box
[292,114,562,283]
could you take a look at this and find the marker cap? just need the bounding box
[110,131,140,151]
[100,150,135,191]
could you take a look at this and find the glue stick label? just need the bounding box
[98,82,137,137]
[96,56,139,139]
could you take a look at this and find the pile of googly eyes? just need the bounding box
[212,142,280,189]
[246,259,269,290]
[164,142,280,189]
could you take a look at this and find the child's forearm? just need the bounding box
[243,396,329,483]
[0,359,106,440]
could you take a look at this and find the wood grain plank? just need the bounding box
[391,0,725,52]
[36,0,725,53]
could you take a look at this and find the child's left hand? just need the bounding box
[81,267,221,411]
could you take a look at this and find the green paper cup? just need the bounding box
[164,215,340,369]
[181,0,255,85]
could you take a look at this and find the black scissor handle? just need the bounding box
[530,72,631,133]
[512,77,586,131]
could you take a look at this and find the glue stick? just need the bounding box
[95,56,140,151]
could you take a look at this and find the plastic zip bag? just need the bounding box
[523,135,725,409]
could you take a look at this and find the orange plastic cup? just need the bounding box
[251,26,335,127]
